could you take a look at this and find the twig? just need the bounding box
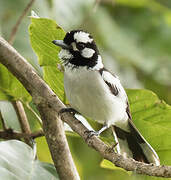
[0,110,7,130]
[0,129,44,139]
[8,0,36,147]
[1,36,171,178]
[8,0,36,44]
[12,100,32,146]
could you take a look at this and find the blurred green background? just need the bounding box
[0,0,171,104]
[0,0,171,179]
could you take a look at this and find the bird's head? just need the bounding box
[52,30,103,69]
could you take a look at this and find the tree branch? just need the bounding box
[8,0,36,147]
[12,100,32,146]
[0,36,80,180]
[0,129,44,139]
[0,36,171,178]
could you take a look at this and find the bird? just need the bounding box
[52,30,160,165]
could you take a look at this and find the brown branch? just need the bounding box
[8,0,36,147]
[0,37,171,178]
[0,129,44,140]
[0,37,80,179]
[12,100,32,146]
[8,0,36,44]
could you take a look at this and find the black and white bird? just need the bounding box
[52,30,160,165]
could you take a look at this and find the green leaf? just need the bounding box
[29,17,65,101]
[29,17,65,66]
[0,91,9,101]
[0,64,31,102]
[43,66,64,101]
[35,136,53,163]
[127,89,171,165]
[0,101,21,131]
[100,159,131,176]
[0,140,59,180]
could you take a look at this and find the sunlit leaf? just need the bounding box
[35,137,53,163]
[29,17,65,66]
[127,89,171,166]
[29,17,65,101]
[0,64,31,102]
[43,66,64,101]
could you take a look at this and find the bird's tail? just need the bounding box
[112,120,160,165]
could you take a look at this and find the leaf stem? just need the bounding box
[0,129,44,139]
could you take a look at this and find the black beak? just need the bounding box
[52,40,70,49]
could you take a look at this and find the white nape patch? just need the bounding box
[71,42,78,51]
[81,48,95,58]
[74,31,93,43]
[92,55,103,70]
[58,49,73,61]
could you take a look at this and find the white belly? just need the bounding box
[64,67,128,127]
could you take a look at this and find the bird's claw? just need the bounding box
[84,130,100,139]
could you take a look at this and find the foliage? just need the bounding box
[0,64,31,102]
[29,17,65,101]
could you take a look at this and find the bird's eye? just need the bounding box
[77,43,85,50]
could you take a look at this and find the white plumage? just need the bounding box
[81,48,95,58]
[64,64,128,129]
[74,31,93,43]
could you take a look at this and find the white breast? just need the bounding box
[64,67,128,128]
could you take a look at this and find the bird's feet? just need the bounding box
[85,125,109,139]
[84,130,100,139]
